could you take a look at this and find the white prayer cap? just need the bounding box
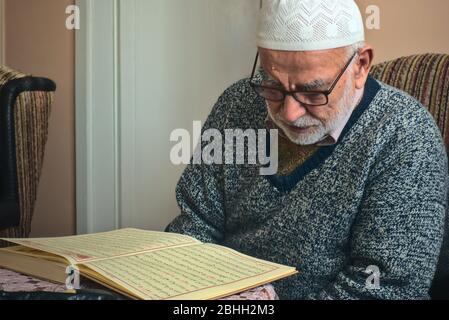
[257,0,365,51]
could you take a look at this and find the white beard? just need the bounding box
[268,76,358,146]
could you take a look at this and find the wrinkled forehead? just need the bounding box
[258,47,347,86]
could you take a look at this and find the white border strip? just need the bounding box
[75,0,92,234]
[112,0,121,230]
[76,0,121,234]
[118,0,136,228]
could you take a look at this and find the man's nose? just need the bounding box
[281,95,307,123]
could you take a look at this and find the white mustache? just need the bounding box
[278,115,322,128]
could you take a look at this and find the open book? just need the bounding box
[0,228,297,300]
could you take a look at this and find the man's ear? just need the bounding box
[354,44,374,90]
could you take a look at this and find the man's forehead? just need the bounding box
[259,48,344,90]
[259,47,345,70]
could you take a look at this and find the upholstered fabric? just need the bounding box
[370,54,449,150]
[0,66,55,245]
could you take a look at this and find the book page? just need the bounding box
[0,246,68,264]
[1,228,200,264]
[81,243,297,300]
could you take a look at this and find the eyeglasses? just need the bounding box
[249,51,358,107]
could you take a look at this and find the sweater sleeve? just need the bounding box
[309,108,449,300]
[165,81,244,244]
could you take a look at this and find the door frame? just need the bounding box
[75,0,122,234]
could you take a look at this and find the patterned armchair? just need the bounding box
[371,54,449,300]
[0,66,56,244]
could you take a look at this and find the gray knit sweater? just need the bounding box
[167,76,449,300]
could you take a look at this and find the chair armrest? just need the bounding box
[0,76,56,231]
[0,199,20,230]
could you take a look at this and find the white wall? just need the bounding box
[77,0,259,233]
[0,0,4,65]
[120,0,259,231]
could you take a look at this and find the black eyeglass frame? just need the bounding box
[249,51,358,107]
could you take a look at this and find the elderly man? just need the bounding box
[167,0,448,299]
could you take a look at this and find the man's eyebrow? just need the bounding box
[299,79,328,91]
[260,69,329,91]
